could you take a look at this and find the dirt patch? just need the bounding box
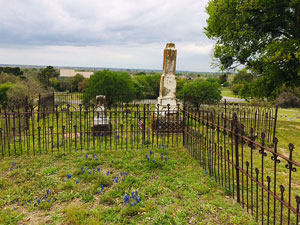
[278,147,289,157]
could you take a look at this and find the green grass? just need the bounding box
[221,87,238,98]
[0,147,256,225]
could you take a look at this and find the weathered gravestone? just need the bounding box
[152,43,183,133]
[92,95,112,136]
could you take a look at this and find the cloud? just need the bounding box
[0,0,216,71]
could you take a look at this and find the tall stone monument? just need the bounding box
[157,43,178,111]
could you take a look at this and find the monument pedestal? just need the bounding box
[92,95,112,136]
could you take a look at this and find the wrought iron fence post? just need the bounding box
[183,103,186,146]
[233,113,241,203]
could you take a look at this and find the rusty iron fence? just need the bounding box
[1,98,299,224]
[0,104,182,157]
[183,105,300,225]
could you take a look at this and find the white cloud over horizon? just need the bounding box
[0,0,216,72]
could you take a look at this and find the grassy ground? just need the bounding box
[221,87,238,98]
[0,147,256,225]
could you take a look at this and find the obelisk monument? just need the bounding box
[157,43,178,111]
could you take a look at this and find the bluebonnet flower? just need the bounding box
[37,199,41,204]
[67,174,72,179]
[205,170,208,175]
[120,172,123,176]
[106,171,110,176]
[85,154,88,158]
[47,200,50,203]
[152,159,155,163]
[130,203,133,207]
[135,190,138,196]
[93,169,95,173]
[88,171,91,175]
[146,154,149,161]
[101,184,104,190]
[9,167,13,171]
[46,190,50,195]
[97,166,100,172]
[93,154,95,158]
[29,201,32,204]
[158,144,161,149]
[132,192,135,198]
[163,145,165,150]
[134,201,137,206]
[165,157,168,163]
[115,177,119,183]
[95,158,98,161]
[161,154,164,161]
[12,162,15,166]
[211,177,215,181]
[124,195,130,203]
[76,179,79,184]
[44,195,48,199]
[117,135,119,140]
[124,172,128,176]
[150,150,153,155]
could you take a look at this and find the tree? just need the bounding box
[38,66,59,87]
[0,67,23,76]
[218,73,228,85]
[84,70,136,106]
[205,0,300,99]
[178,80,222,107]
[0,82,13,106]
[71,74,85,92]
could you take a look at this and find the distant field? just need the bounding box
[221,87,238,98]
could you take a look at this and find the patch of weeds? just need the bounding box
[121,205,141,216]
[80,191,95,203]
[42,166,60,176]
[0,209,24,225]
[63,205,92,225]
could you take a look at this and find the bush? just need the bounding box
[275,90,300,108]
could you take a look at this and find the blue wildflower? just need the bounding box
[12,162,15,166]
[85,154,88,158]
[97,166,100,172]
[44,195,48,199]
[120,172,123,176]
[136,196,140,203]
[76,179,79,184]
[46,190,50,195]
[134,201,137,206]
[130,203,133,207]
[88,171,91,175]
[93,154,95,158]
[9,167,13,171]
[146,154,149,161]
[124,195,130,203]
[125,172,128,176]
[115,177,119,183]
[37,199,41,204]
[161,154,164,161]
[135,190,138,196]
[29,201,32,204]
[132,192,135,198]
[95,158,98,161]
[205,170,208,175]
[47,200,50,203]
[165,157,168,163]
[106,171,110,176]
[158,144,161,149]
[152,159,155,163]
[67,174,72,179]
[150,150,153,155]
[101,184,104,190]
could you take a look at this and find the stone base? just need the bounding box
[152,115,183,133]
[92,123,112,136]
[157,97,178,112]
[94,117,110,125]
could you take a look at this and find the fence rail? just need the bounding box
[183,105,300,225]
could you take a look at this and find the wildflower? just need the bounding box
[97,166,100,172]
[130,203,133,207]
[158,144,161,149]
[44,195,48,199]
[124,172,128,176]
[115,177,119,183]
[37,199,41,204]
[93,154,95,158]
[46,190,50,195]
[136,196,140,203]
[134,201,137,206]
[211,177,215,181]
[47,200,50,203]
[150,150,153,155]
[88,171,91,175]
[120,172,123,176]
[205,170,208,175]
[124,195,130,203]
[165,157,168,163]
[12,162,15,166]
[85,154,88,158]
[95,158,98,161]
[28,201,32,204]
[101,184,104,190]
[152,159,155,163]
[135,190,138,196]
[9,167,13,171]
[76,179,79,184]
[67,174,72,179]
[93,169,95,173]
[161,154,164,161]
[106,171,110,176]
[146,154,149,161]
[132,192,135,198]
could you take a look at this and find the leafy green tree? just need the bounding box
[0,67,23,76]
[178,80,222,107]
[71,74,85,92]
[84,70,136,106]
[38,66,59,87]
[218,74,228,85]
[205,0,300,99]
[0,82,13,106]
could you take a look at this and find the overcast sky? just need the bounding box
[0,0,216,72]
